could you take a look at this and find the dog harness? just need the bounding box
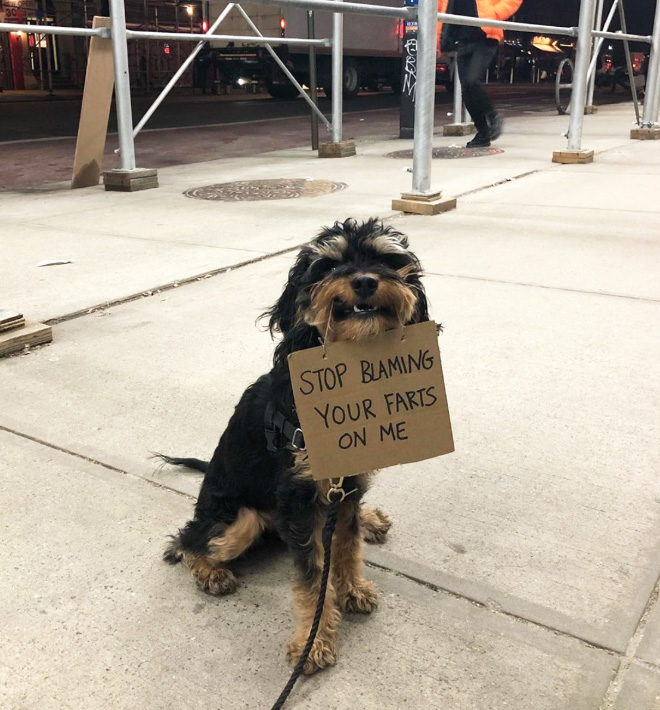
[264,403,305,453]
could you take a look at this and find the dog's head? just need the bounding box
[266,218,429,365]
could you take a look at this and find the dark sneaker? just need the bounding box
[466,132,491,148]
[488,113,503,141]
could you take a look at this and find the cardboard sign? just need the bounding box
[288,321,454,480]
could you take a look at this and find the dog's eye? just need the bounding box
[307,257,339,281]
[380,253,414,271]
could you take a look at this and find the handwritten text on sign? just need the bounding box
[288,321,454,480]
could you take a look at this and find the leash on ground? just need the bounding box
[269,479,347,710]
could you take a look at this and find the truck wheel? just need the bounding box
[343,61,360,98]
[266,80,300,100]
[325,61,360,98]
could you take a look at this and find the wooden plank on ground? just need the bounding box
[0,322,53,358]
[71,16,114,189]
[0,309,25,332]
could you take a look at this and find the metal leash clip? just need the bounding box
[327,477,346,503]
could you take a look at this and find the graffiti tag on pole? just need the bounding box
[402,37,417,100]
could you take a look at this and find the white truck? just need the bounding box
[206,0,453,98]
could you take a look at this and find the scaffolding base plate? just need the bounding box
[0,321,52,358]
[103,168,159,192]
[318,141,357,158]
[442,122,475,136]
[630,126,660,140]
[552,149,594,164]
[392,192,457,216]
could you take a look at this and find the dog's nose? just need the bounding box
[352,275,379,297]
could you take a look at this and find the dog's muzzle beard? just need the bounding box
[304,273,417,342]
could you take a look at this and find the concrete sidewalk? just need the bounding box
[1,103,660,710]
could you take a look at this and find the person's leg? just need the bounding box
[457,40,498,137]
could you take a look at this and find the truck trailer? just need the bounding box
[204,0,453,98]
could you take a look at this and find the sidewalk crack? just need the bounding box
[598,572,660,709]
[365,559,623,658]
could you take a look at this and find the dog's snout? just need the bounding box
[352,275,379,297]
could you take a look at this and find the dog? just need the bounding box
[162,218,430,674]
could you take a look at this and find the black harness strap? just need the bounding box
[265,402,305,453]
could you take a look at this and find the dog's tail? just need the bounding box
[154,454,209,474]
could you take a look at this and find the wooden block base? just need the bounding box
[392,192,457,216]
[0,309,25,333]
[630,126,660,140]
[318,141,357,158]
[442,123,475,136]
[103,168,159,192]
[0,321,53,358]
[552,149,594,164]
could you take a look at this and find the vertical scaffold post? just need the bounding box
[443,60,474,136]
[553,0,596,164]
[331,1,342,142]
[109,0,135,170]
[104,0,158,190]
[318,0,355,157]
[650,0,660,125]
[632,0,660,138]
[392,0,456,214]
[585,0,604,112]
[307,10,319,150]
[410,0,436,194]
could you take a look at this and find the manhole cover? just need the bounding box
[183,178,347,202]
[386,147,504,159]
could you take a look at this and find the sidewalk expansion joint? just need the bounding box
[425,272,660,304]
[455,169,541,199]
[0,424,195,501]
[598,570,660,709]
[365,559,623,660]
[44,244,303,326]
[4,421,656,674]
[43,211,407,326]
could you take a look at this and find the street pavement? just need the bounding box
[0,84,630,191]
[1,102,660,710]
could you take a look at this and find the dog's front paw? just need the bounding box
[361,507,392,544]
[286,637,337,675]
[339,580,378,614]
[192,566,237,596]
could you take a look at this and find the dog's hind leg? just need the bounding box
[165,508,270,596]
[360,506,392,544]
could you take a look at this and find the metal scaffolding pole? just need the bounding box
[331,0,343,143]
[566,0,596,151]
[234,4,330,129]
[307,10,319,150]
[586,0,604,108]
[453,64,463,124]
[133,3,236,138]
[617,0,641,125]
[109,0,136,170]
[642,0,660,127]
[411,0,438,194]
[586,0,618,91]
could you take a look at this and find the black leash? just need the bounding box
[270,482,345,710]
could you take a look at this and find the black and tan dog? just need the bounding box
[163,218,429,674]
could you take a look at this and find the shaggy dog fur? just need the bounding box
[163,218,430,674]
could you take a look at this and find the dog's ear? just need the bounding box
[410,283,430,324]
[262,247,313,336]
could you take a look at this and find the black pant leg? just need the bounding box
[457,40,498,134]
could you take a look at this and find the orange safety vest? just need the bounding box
[438,0,523,43]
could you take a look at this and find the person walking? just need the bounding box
[439,0,523,147]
